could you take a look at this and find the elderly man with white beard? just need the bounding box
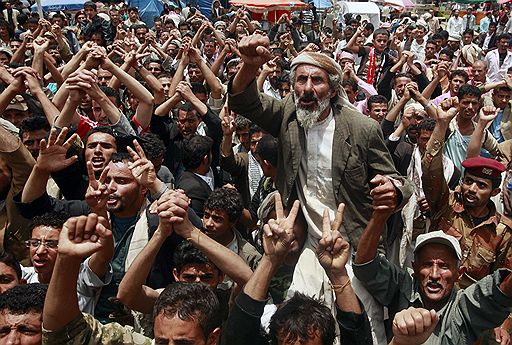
[228,33,412,345]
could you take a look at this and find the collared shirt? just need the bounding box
[422,135,512,287]
[262,79,281,100]
[296,110,344,239]
[480,17,491,33]
[353,255,512,345]
[485,49,512,83]
[194,168,215,191]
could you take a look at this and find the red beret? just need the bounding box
[461,157,506,179]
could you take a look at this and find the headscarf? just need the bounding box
[290,52,356,111]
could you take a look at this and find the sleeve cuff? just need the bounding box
[235,291,269,318]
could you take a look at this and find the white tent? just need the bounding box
[339,1,380,29]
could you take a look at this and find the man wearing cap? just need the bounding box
[422,103,512,289]
[354,205,512,344]
[229,33,411,345]
[2,94,29,128]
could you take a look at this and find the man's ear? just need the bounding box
[206,328,221,345]
[457,265,467,280]
[172,268,179,282]
[491,188,501,197]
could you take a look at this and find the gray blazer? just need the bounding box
[228,79,412,249]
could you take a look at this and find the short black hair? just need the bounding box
[84,126,117,148]
[439,48,454,60]
[457,84,481,100]
[153,282,221,339]
[450,69,469,82]
[29,211,70,232]
[110,151,134,163]
[269,293,336,345]
[83,1,96,10]
[203,187,243,222]
[190,82,207,96]
[373,28,390,38]
[431,33,443,41]
[182,135,213,170]
[19,116,50,139]
[498,33,512,42]
[100,86,121,106]
[234,116,252,131]
[0,251,21,280]
[173,240,218,274]
[140,133,166,160]
[367,95,388,110]
[0,283,47,314]
[254,134,278,167]
[418,118,436,132]
[341,79,358,92]
[249,123,263,137]
[463,29,474,37]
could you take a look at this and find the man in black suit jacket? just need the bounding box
[305,20,321,46]
[176,135,222,218]
[151,100,222,181]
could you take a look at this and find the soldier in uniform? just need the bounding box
[422,106,512,343]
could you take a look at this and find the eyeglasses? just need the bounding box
[24,239,58,249]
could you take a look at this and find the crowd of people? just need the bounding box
[0,0,512,344]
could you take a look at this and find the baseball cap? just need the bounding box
[414,230,462,260]
[5,95,28,112]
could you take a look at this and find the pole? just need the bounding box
[36,0,43,19]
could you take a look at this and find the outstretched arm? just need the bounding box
[44,214,112,331]
[154,189,254,287]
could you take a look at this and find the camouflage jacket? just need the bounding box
[43,313,152,345]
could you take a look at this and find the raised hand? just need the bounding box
[317,204,350,277]
[479,105,498,123]
[437,98,458,122]
[188,46,202,63]
[58,214,112,259]
[155,189,191,238]
[370,174,398,214]
[220,104,235,137]
[33,36,50,53]
[176,81,195,101]
[127,139,158,189]
[238,34,272,68]
[85,161,110,214]
[392,307,439,345]
[262,193,300,264]
[36,128,78,173]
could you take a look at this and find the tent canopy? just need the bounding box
[384,0,416,9]
[229,0,308,13]
[31,0,85,11]
[312,0,333,8]
[339,2,380,28]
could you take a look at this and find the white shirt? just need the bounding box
[447,16,463,37]
[194,168,215,190]
[295,110,344,239]
[262,79,281,100]
[485,49,512,82]
[411,39,427,62]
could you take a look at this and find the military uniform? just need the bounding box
[422,137,512,288]
[43,313,151,345]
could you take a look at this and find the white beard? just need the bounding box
[295,93,331,130]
